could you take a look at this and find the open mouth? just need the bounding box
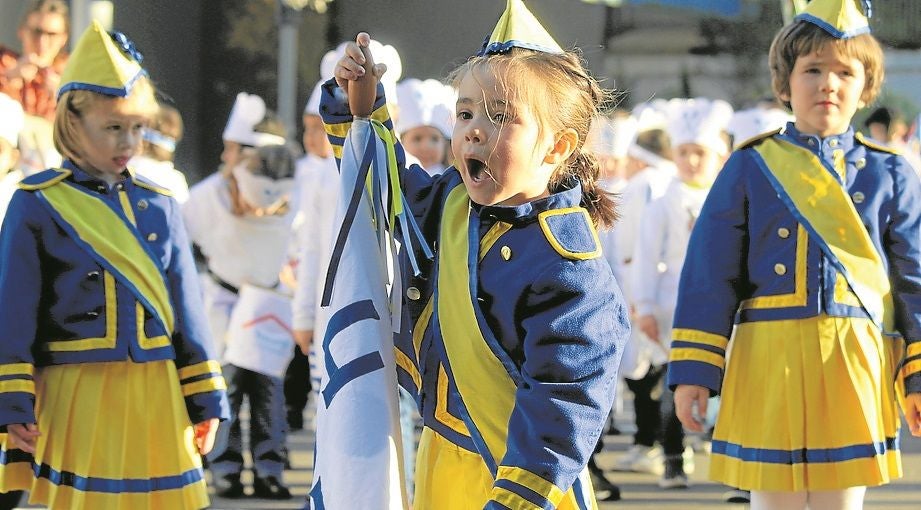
[466,157,489,183]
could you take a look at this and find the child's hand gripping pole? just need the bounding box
[335,32,386,118]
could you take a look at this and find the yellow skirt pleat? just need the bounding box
[413,427,597,510]
[712,315,902,491]
[0,360,209,510]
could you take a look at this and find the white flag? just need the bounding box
[307,118,408,510]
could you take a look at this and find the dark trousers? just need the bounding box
[283,345,311,424]
[624,364,666,447]
[210,364,286,479]
[659,365,686,457]
[0,491,21,510]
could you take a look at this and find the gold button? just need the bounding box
[829,139,839,148]
[137,199,149,210]
[500,246,512,261]
[774,263,787,275]
[777,227,790,239]
[855,158,866,170]
[852,191,865,204]
[406,287,421,301]
[147,233,158,241]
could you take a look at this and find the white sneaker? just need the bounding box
[683,445,695,475]
[613,445,664,476]
[658,457,690,489]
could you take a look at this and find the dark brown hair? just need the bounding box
[769,21,884,110]
[449,48,619,229]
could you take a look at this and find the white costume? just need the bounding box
[183,173,296,356]
[632,178,709,346]
[629,97,732,368]
[0,94,25,231]
[129,155,190,204]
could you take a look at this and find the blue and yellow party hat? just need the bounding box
[478,0,563,56]
[58,21,146,98]
[795,0,871,39]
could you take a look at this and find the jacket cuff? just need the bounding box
[486,466,566,510]
[177,360,230,422]
[666,359,723,396]
[0,393,36,431]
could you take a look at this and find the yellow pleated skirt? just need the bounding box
[0,359,209,510]
[711,315,903,491]
[413,427,597,510]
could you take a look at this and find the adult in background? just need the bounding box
[0,0,68,175]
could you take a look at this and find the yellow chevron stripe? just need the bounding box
[394,346,421,390]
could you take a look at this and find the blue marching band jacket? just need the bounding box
[0,161,229,429]
[320,80,630,508]
[667,123,921,397]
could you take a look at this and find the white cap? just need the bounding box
[304,81,324,117]
[666,97,734,155]
[325,39,403,106]
[223,92,267,146]
[727,106,793,148]
[631,99,669,133]
[587,115,637,159]
[0,93,24,148]
[394,78,456,138]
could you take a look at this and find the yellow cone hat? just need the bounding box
[478,0,563,56]
[58,21,146,98]
[795,0,871,38]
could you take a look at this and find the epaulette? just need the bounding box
[855,132,901,155]
[18,168,71,191]
[537,207,601,261]
[132,173,174,196]
[736,128,782,151]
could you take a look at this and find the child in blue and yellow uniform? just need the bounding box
[324,1,630,508]
[0,22,229,510]
[670,1,921,508]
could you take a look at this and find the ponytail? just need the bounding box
[550,149,618,230]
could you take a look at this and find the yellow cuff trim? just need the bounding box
[491,487,543,510]
[497,466,565,507]
[177,360,222,381]
[325,104,393,139]
[181,376,227,397]
[903,359,921,380]
[907,342,921,359]
[672,328,729,350]
[670,347,726,370]
[0,364,33,377]
[0,379,35,394]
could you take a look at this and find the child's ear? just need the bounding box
[543,128,578,165]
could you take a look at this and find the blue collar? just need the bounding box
[476,178,583,223]
[63,160,130,193]
[781,122,856,156]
